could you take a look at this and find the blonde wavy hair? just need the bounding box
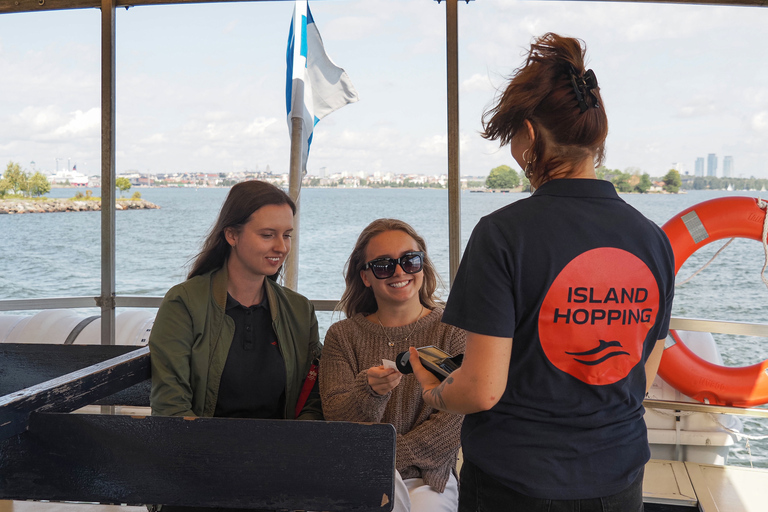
[338,219,441,318]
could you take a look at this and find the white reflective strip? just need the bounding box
[681,211,709,244]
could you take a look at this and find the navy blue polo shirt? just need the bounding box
[214,293,286,419]
[443,179,674,500]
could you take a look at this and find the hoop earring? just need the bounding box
[522,148,537,180]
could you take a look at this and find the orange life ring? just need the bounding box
[659,196,768,407]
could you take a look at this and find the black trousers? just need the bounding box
[458,459,644,512]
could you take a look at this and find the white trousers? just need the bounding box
[391,470,459,512]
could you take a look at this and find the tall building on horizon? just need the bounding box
[723,156,733,178]
[695,157,705,177]
[707,153,717,177]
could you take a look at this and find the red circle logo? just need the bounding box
[538,248,659,385]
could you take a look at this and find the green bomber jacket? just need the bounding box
[149,265,322,420]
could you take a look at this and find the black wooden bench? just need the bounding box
[0,343,396,511]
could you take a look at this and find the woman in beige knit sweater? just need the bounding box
[319,219,466,512]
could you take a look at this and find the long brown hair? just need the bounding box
[482,32,608,185]
[188,180,296,279]
[338,219,441,318]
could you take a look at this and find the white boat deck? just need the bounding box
[644,459,768,511]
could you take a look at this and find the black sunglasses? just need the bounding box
[363,251,425,280]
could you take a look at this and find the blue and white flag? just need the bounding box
[286,0,358,174]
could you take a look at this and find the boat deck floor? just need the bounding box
[644,459,768,511]
[1,459,765,512]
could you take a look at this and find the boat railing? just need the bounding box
[3,297,767,333]
[670,317,768,338]
[0,296,334,312]
[644,399,768,419]
[4,295,768,338]
[2,296,767,421]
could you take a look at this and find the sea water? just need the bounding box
[1,186,767,467]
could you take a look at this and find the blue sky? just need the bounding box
[1,0,767,179]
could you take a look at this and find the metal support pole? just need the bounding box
[100,0,116,346]
[446,0,461,285]
[284,116,303,291]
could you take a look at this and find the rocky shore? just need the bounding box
[0,198,160,214]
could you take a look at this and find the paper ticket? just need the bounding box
[382,358,398,370]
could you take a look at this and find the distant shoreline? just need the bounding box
[0,198,160,214]
[50,185,500,192]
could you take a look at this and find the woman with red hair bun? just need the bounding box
[409,33,675,511]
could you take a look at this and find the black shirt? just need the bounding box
[214,293,286,418]
[443,179,675,499]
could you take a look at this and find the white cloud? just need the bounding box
[461,74,495,94]
[202,111,234,123]
[140,133,167,144]
[12,105,63,132]
[752,112,768,132]
[6,106,100,142]
[245,117,277,136]
[52,108,100,138]
[677,97,717,118]
[223,20,238,34]
[324,16,382,42]
[419,134,447,156]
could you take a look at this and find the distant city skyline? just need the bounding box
[723,155,734,178]
[707,154,718,177]
[695,157,705,177]
[692,153,736,179]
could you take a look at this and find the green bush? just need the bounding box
[485,165,520,189]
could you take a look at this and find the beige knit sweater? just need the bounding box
[319,307,466,492]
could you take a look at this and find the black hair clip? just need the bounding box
[569,67,599,113]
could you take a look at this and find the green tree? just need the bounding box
[4,161,28,196]
[663,169,682,194]
[485,165,520,189]
[612,171,633,193]
[595,166,608,180]
[116,177,132,197]
[635,173,652,194]
[27,172,51,197]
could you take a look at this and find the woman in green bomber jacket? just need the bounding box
[149,180,322,425]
